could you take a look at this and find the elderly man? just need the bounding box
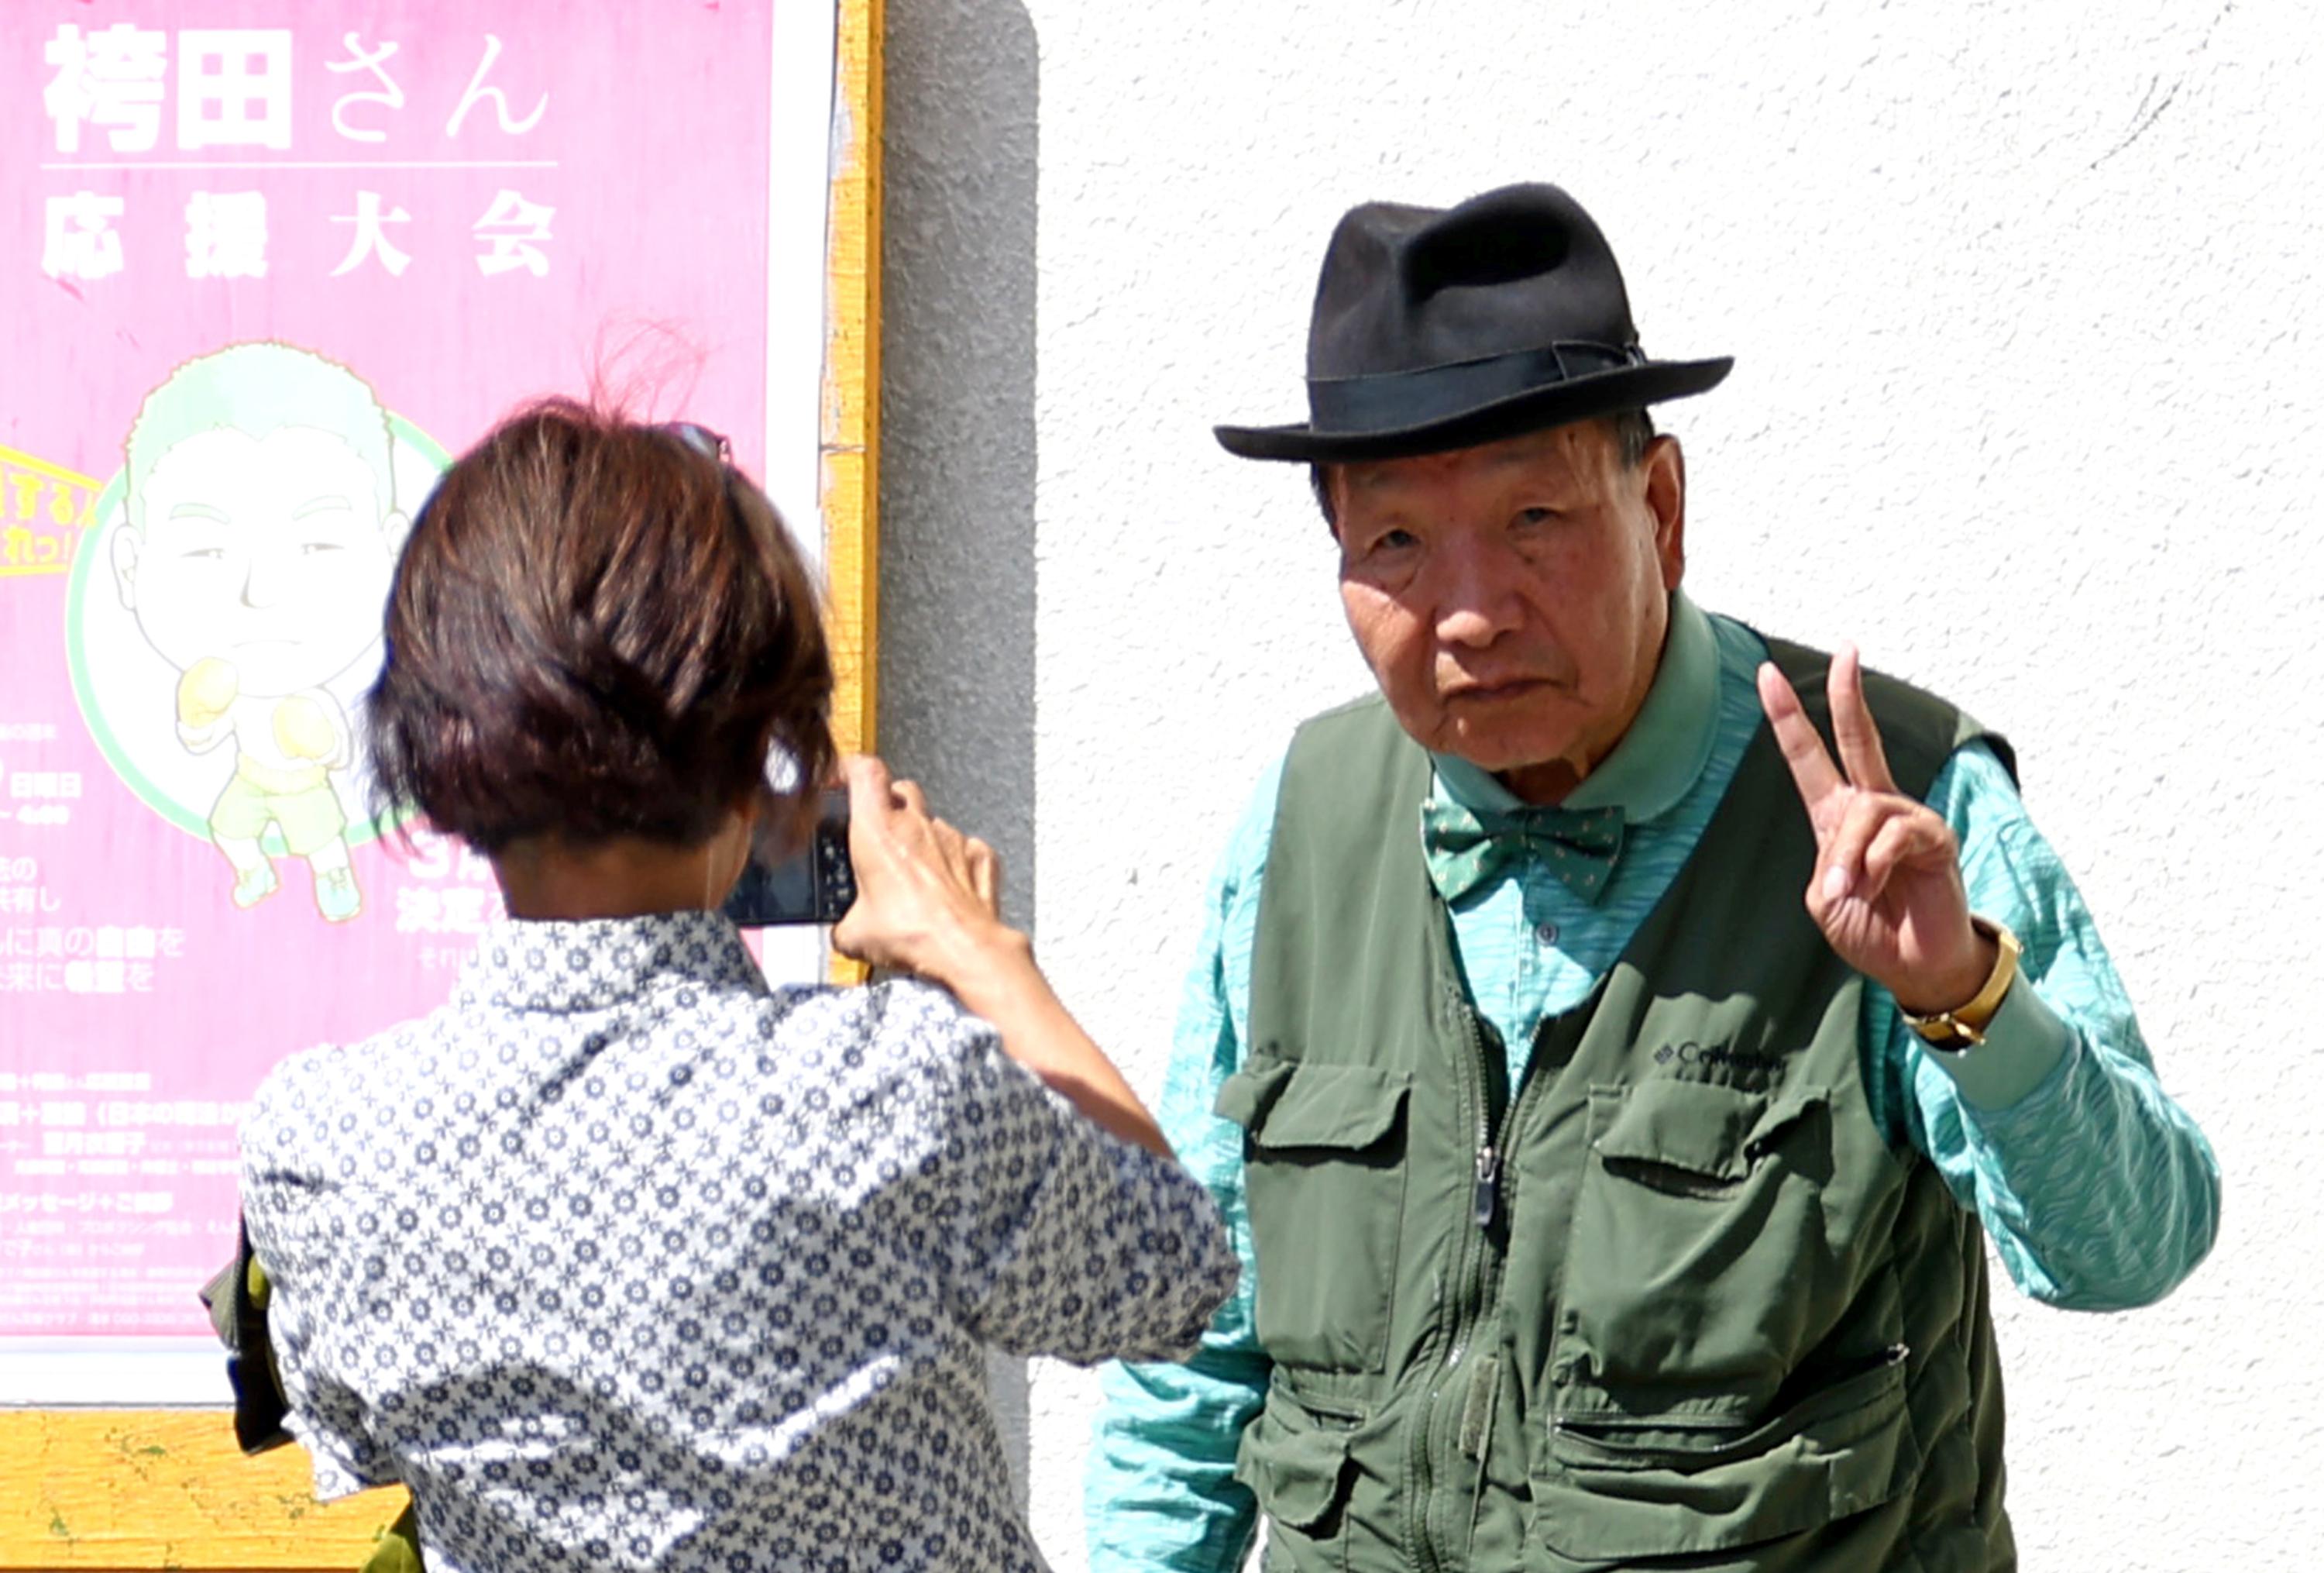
[1085,184,2219,1571]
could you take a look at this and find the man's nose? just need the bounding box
[1432,541,1524,647]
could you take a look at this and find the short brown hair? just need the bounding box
[368,401,834,854]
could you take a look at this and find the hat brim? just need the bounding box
[1213,356,1734,463]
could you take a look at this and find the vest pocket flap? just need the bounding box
[1213,1057,1295,1131]
[1218,1060,1408,1152]
[1537,1351,1915,1558]
[1235,1387,1356,1531]
[1591,1080,1825,1181]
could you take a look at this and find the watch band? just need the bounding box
[1903,916,2022,1051]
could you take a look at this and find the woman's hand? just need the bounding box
[832,755,1016,990]
[828,755,1173,1158]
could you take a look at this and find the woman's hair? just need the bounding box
[368,399,834,855]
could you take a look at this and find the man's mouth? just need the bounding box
[1444,676,1557,704]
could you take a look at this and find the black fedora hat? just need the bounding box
[1215,183,1731,463]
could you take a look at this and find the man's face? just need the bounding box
[115,425,402,695]
[1330,419,1686,802]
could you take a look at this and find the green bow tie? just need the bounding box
[1420,797,1628,904]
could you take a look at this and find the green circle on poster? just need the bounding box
[64,346,448,872]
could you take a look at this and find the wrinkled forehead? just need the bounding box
[1335,419,1619,502]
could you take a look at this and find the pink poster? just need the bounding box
[1,1,777,1341]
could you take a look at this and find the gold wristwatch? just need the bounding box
[1903,916,2022,1051]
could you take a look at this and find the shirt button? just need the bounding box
[1534,920,1559,946]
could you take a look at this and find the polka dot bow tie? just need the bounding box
[1420,797,1628,905]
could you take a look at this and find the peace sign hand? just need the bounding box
[1755,646,1997,1017]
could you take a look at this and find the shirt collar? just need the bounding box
[1430,590,1720,824]
[453,910,767,1014]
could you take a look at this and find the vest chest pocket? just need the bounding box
[1217,1058,1410,1373]
[1538,1079,1918,1558]
[1556,1080,1846,1427]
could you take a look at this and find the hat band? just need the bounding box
[1306,339,1646,434]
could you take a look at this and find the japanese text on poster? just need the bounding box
[2,0,779,1344]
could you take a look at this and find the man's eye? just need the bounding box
[1514,507,1557,528]
[1371,528,1419,553]
[300,541,346,556]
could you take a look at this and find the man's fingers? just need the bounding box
[1829,645,1899,794]
[1820,796,1951,906]
[1862,807,1954,894]
[1818,792,1892,904]
[1757,662,1844,814]
[892,778,928,818]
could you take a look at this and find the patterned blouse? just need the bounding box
[239,910,1237,1571]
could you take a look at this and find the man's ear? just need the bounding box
[381,508,411,561]
[111,516,142,611]
[1642,434,1686,591]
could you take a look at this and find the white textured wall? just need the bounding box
[880,1,2324,1565]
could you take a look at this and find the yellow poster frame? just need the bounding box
[0,0,882,1561]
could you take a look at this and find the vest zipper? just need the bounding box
[1473,1144,1501,1230]
[1413,1000,1503,1573]
[1445,1013,1568,1564]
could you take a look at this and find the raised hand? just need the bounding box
[1755,646,1996,1016]
[830,755,1007,987]
[828,755,1173,1157]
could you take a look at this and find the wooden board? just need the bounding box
[0,1412,404,1568]
[825,0,884,762]
[0,0,882,1561]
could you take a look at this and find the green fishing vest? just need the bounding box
[1221,639,2016,1572]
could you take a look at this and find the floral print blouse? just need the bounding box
[240,910,1237,1571]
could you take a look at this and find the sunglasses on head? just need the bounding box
[657,421,751,527]
[658,420,731,464]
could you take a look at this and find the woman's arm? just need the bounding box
[830,756,1173,1158]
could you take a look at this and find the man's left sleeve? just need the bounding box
[1880,742,2222,1310]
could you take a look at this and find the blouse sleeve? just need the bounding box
[880,983,1241,1366]
[237,1050,401,1500]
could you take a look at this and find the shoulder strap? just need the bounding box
[196,1217,293,1455]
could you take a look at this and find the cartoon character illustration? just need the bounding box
[105,342,411,922]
